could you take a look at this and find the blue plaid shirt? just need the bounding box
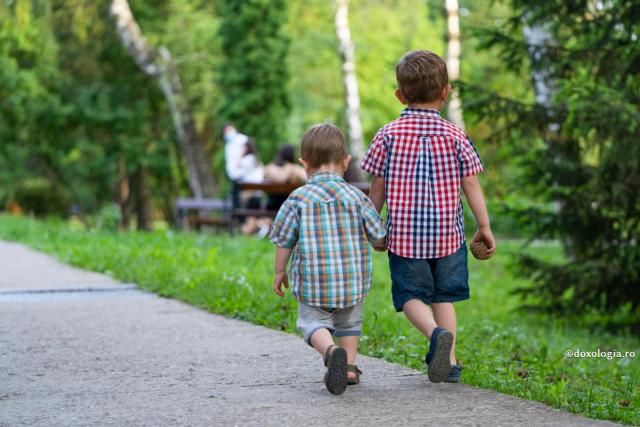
[269,172,386,308]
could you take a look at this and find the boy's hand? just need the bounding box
[471,227,496,258]
[372,237,387,252]
[273,271,289,297]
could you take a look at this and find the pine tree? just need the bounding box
[466,1,640,322]
[217,0,291,162]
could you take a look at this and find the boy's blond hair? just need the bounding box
[300,124,348,168]
[396,50,448,103]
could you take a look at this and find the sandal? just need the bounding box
[323,345,347,395]
[347,364,362,385]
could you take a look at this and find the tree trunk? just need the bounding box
[110,0,216,198]
[443,0,465,129]
[117,157,133,229]
[335,0,364,181]
[522,23,556,110]
[131,167,153,231]
[523,21,572,255]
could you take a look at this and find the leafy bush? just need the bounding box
[86,204,122,232]
[13,178,70,216]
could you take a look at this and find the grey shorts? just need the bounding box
[297,300,364,346]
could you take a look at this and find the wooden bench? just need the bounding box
[237,181,370,217]
[175,198,233,231]
[238,181,370,196]
[175,181,371,232]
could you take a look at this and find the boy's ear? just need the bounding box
[342,155,352,171]
[441,83,451,102]
[395,88,407,104]
[298,157,309,169]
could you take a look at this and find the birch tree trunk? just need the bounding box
[523,21,573,254]
[522,23,556,111]
[335,0,364,180]
[110,0,216,199]
[444,0,465,129]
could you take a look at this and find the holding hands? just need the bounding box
[372,237,387,252]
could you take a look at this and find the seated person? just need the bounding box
[264,144,306,183]
[264,144,307,211]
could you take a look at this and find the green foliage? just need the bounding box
[86,203,122,232]
[0,0,220,216]
[1,0,528,224]
[13,177,70,216]
[464,1,640,321]
[0,215,638,424]
[217,0,291,162]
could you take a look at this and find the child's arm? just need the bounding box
[461,175,496,257]
[269,198,299,296]
[368,176,386,213]
[360,193,387,251]
[273,246,293,297]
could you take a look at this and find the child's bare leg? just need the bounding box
[337,336,359,380]
[309,328,335,357]
[432,302,457,365]
[403,299,438,338]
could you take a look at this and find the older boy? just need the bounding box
[361,50,496,383]
[269,124,386,395]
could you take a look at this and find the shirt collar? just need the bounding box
[400,107,441,118]
[308,171,345,184]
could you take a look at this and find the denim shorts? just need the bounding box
[296,300,363,346]
[389,243,469,311]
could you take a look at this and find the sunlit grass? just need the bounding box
[0,214,637,424]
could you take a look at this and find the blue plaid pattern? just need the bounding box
[269,172,386,308]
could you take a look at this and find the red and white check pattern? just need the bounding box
[361,108,484,259]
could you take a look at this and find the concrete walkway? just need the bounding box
[0,241,617,426]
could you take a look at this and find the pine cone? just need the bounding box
[470,241,490,260]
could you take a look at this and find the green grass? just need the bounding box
[0,214,638,424]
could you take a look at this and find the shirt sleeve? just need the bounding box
[457,136,484,177]
[360,129,388,177]
[359,197,387,243]
[268,199,299,248]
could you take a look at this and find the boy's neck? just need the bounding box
[407,101,443,111]
[308,163,344,177]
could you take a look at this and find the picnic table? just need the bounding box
[175,181,371,231]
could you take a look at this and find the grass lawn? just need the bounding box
[0,214,637,424]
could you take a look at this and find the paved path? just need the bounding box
[0,241,617,426]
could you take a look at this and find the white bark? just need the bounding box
[523,20,573,253]
[522,24,556,110]
[335,0,364,165]
[444,0,465,129]
[110,0,216,198]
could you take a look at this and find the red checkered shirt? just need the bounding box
[361,107,484,259]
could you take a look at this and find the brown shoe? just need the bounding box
[323,345,347,395]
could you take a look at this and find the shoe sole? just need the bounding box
[324,347,348,395]
[427,330,453,383]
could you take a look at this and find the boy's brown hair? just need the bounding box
[300,124,348,168]
[396,50,448,104]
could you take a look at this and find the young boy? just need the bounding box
[361,50,496,383]
[269,124,386,395]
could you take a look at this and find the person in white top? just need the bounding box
[236,139,265,184]
[222,124,250,182]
